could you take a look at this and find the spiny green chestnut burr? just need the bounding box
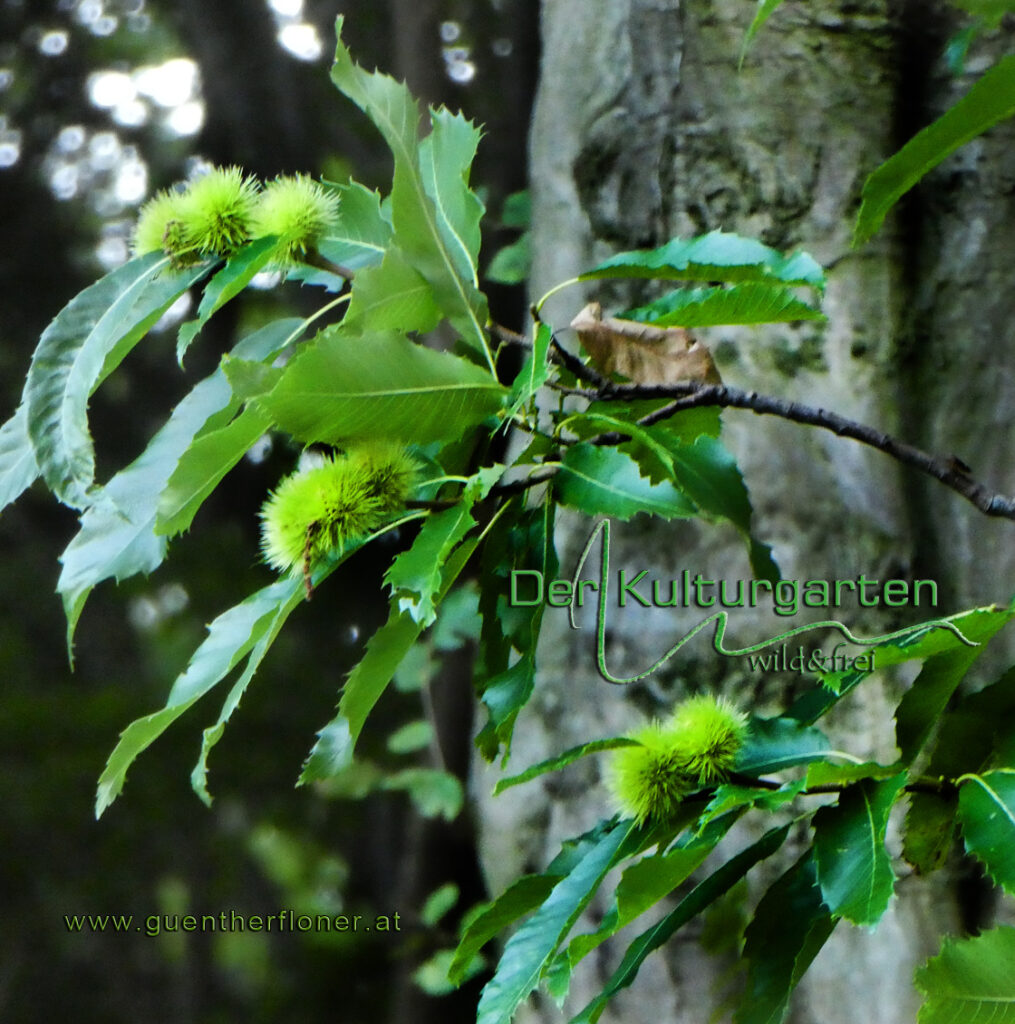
[178,165,260,258]
[251,174,340,265]
[669,694,748,785]
[607,694,748,824]
[607,721,695,825]
[259,443,418,589]
[133,189,187,257]
[132,166,259,263]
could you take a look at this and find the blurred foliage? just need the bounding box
[0,1,537,1021]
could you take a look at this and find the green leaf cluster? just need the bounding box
[4,17,1015,1024]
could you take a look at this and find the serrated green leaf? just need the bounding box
[555,443,697,521]
[811,774,907,926]
[925,665,1015,778]
[655,432,779,582]
[61,319,300,647]
[344,245,441,333]
[570,822,791,1024]
[0,406,39,513]
[299,607,421,785]
[476,820,634,1024]
[622,282,824,329]
[735,716,830,775]
[916,926,1015,1024]
[507,321,552,418]
[330,19,493,367]
[957,770,1015,894]
[493,738,638,796]
[191,579,306,806]
[152,317,306,538]
[177,236,279,363]
[26,253,209,510]
[585,399,721,443]
[738,0,786,66]
[255,326,505,445]
[736,853,835,1024]
[790,604,1011,721]
[896,644,989,765]
[96,575,301,817]
[419,108,484,283]
[384,465,502,626]
[449,875,560,986]
[157,406,272,537]
[580,231,824,291]
[566,410,676,485]
[563,834,718,970]
[698,781,805,830]
[474,501,558,762]
[855,55,1015,246]
[301,536,480,783]
[317,180,392,270]
[901,660,1015,874]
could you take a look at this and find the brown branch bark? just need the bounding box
[551,377,1015,522]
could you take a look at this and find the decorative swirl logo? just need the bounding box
[563,519,978,685]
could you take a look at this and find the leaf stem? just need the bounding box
[534,276,583,315]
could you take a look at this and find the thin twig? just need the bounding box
[727,772,954,798]
[490,466,561,499]
[303,249,355,281]
[564,380,1015,522]
[489,321,529,347]
[549,338,611,388]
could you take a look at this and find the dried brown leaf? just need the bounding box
[570,302,721,385]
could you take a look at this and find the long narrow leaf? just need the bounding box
[60,318,302,647]
[330,17,492,365]
[96,575,301,817]
[476,821,634,1024]
[854,55,1015,245]
[0,407,39,513]
[570,823,791,1024]
[25,253,208,509]
[580,232,824,291]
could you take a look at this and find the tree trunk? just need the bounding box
[473,2,1015,1022]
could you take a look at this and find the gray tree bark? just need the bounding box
[473,2,1015,1022]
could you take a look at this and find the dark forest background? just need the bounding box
[0,2,538,1020]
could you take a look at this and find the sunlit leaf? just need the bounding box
[62,320,298,645]
[176,236,278,363]
[623,282,824,328]
[25,253,208,509]
[915,927,1015,1024]
[580,231,824,291]
[554,443,697,521]
[255,326,506,446]
[476,821,634,1024]
[330,18,492,364]
[96,575,302,817]
[0,407,38,514]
